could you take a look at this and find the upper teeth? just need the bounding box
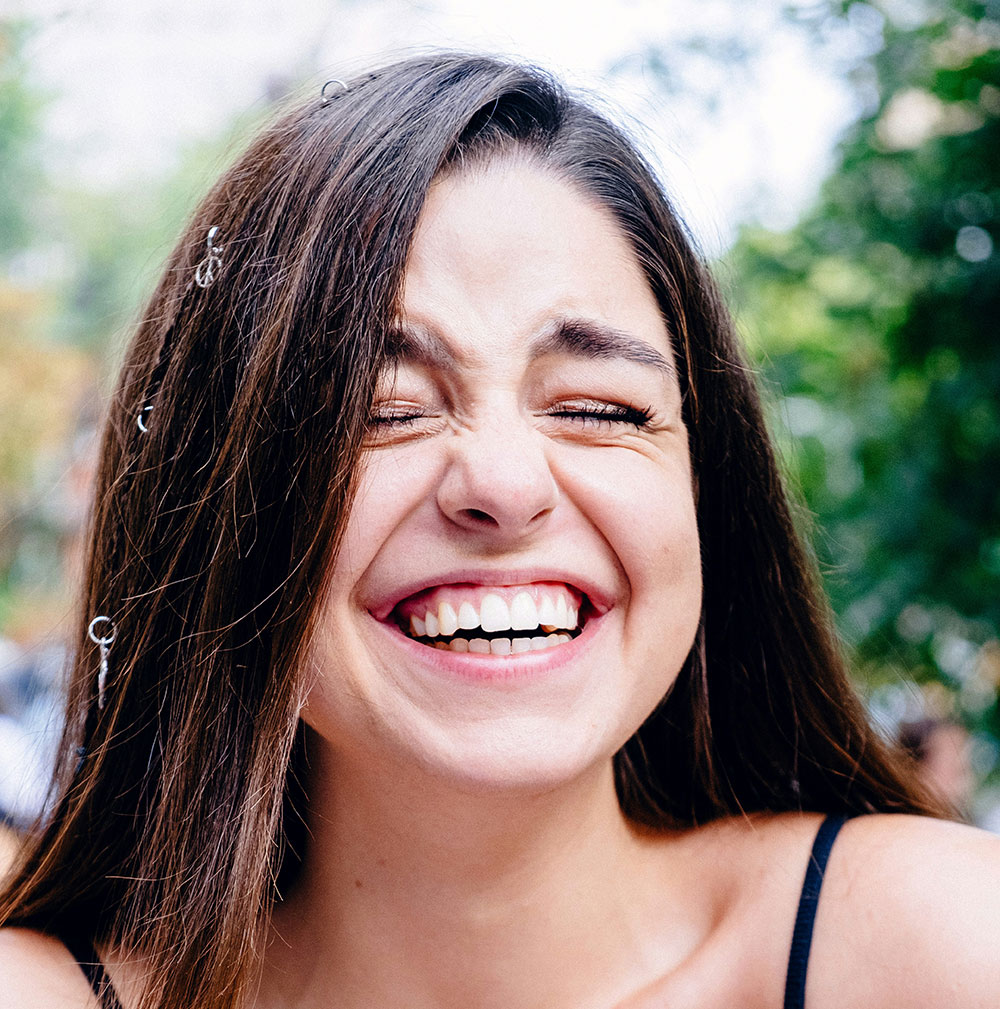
[408,590,579,638]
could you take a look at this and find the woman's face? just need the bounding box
[306,160,702,793]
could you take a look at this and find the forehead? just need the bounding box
[398,160,673,368]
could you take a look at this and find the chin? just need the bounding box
[405,727,618,798]
[303,685,625,801]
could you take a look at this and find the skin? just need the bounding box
[3,162,1000,1009]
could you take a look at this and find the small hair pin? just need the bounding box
[194,225,224,288]
[137,405,153,432]
[321,78,348,105]
[88,615,118,711]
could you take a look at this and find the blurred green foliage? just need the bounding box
[0,21,43,258]
[0,19,82,636]
[727,1,1000,749]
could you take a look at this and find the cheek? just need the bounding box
[332,446,441,586]
[554,446,702,622]
[581,450,702,723]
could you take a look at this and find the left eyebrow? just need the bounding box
[528,318,675,376]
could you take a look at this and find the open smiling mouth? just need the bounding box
[392,585,586,656]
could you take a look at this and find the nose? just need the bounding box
[436,414,559,539]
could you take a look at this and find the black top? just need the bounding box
[68,814,847,1009]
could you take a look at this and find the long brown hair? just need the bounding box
[1,52,939,1008]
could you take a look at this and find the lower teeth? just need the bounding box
[427,633,572,654]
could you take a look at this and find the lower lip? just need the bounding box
[370,613,602,684]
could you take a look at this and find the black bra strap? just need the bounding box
[62,933,124,1009]
[783,814,847,1009]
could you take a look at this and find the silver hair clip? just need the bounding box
[137,405,153,432]
[321,78,348,105]
[88,615,118,711]
[194,225,223,288]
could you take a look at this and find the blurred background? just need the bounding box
[0,0,997,832]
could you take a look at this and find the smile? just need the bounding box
[392,583,585,656]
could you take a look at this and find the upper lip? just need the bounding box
[367,567,616,622]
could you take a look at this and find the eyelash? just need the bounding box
[369,409,424,427]
[546,402,655,429]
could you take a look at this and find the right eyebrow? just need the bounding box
[384,323,457,370]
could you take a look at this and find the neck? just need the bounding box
[264,740,688,1009]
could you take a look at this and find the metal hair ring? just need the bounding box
[88,615,117,647]
[194,225,223,288]
[137,405,153,432]
[321,78,348,105]
[88,615,117,710]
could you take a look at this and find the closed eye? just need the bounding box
[368,404,428,427]
[545,401,655,429]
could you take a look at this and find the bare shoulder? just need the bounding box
[808,814,1000,1009]
[0,928,98,1008]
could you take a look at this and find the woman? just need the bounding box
[1,52,998,1009]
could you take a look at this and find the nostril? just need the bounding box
[463,508,496,525]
